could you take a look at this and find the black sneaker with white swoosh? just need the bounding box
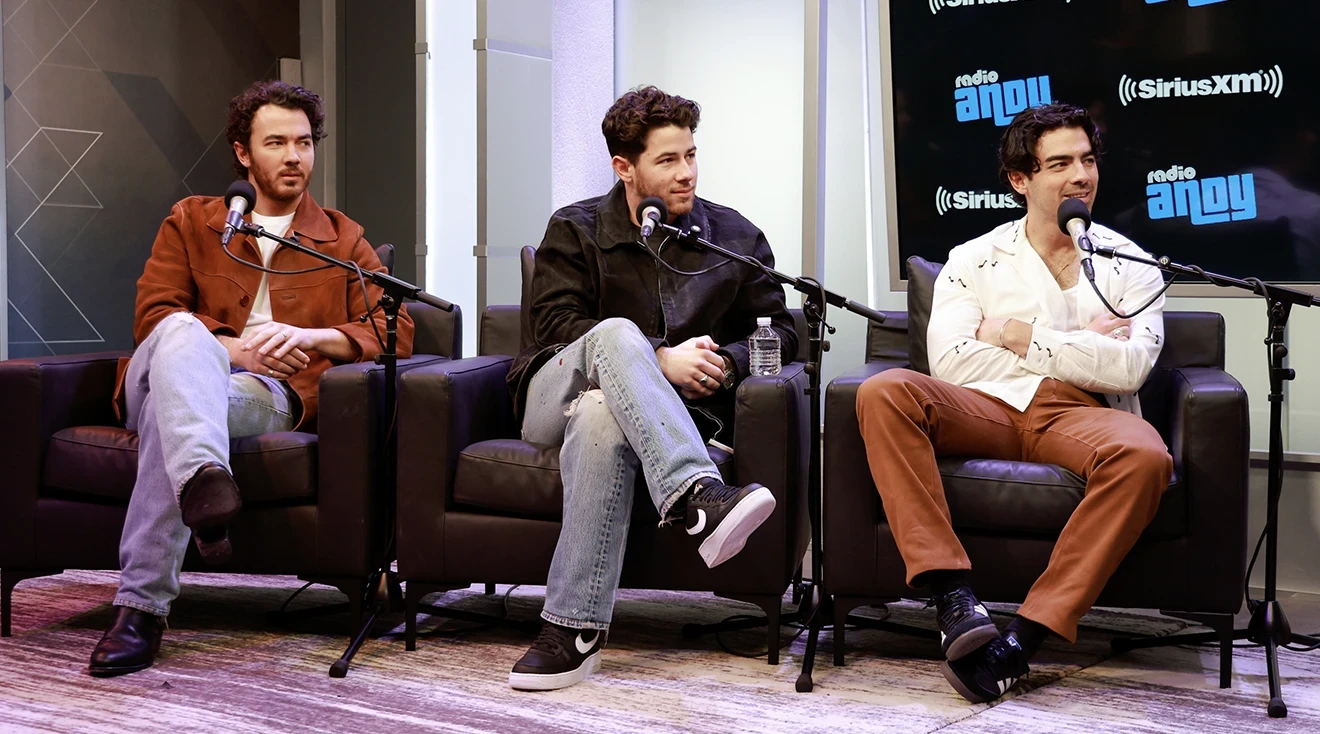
[684,479,777,568]
[509,621,605,691]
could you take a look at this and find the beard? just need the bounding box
[636,177,695,218]
[250,160,309,203]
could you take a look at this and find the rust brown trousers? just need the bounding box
[856,368,1172,641]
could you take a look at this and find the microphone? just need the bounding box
[1057,197,1096,282]
[222,180,256,245]
[637,196,667,238]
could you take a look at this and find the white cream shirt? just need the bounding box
[927,216,1167,416]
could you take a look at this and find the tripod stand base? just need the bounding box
[796,595,939,692]
[404,582,539,651]
[679,592,803,665]
[1110,604,1318,717]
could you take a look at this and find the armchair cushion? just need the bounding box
[452,438,734,521]
[934,458,1186,540]
[905,256,941,375]
[42,427,318,505]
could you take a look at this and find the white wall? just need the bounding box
[615,0,804,281]
[424,0,479,357]
[552,0,615,209]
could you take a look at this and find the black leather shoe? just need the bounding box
[88,606,166,677]
[180,462,241,565]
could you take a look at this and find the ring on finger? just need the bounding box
[698,374,709,386]
[268,368,276,378]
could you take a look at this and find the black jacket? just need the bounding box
[509,182,797,437]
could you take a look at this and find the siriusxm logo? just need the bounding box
[1145,0,1228,6]
[929,0,1023,14]
[954,71,1052,126]
[936,186,1021,216]
[1118,66,1283,106]
[1146,165,1256,226]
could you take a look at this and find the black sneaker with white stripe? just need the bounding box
[509,621,604,691]
[684,479,777,568]
[935,583,999,660]
[940,633,1029,704]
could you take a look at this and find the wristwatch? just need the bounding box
[719,354,736,389]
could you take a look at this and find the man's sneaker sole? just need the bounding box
[943,620,999,661]
[508,651,600,691]
[698,486,776,568]
[940,660,1018,704]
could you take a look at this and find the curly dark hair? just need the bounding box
[225,81,326,178]
[602,85,701,162]
[998,102,1103,206]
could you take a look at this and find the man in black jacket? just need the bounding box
[507,86,797,691]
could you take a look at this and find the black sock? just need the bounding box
[919,570,969,597]
[1005,616,1049,660]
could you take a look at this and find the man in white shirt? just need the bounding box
[855,103,1172,703]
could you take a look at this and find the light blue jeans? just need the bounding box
[113,312,299,617]
[522,318,722,631]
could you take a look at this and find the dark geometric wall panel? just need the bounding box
[3,0,299,358]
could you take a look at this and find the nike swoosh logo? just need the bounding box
[575,633,596,655]
[686,509,707,536]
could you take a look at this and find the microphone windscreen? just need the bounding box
[637,196,668,225]
[225,180,256,209]
[1057,197,1091,235]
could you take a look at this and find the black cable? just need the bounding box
[276,581,316,614]
[221,237,335,276]
[1086,263,1177,320]
[634,236,733,276]
[351,260,388,354]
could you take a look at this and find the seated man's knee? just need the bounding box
[566,389,626,441]
[857,368,924,412]
[152,311,210,345]
[587,318,647,352]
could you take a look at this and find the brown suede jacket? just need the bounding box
[114,193,413,429]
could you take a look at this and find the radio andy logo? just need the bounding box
[1146,165,1256,226]
[936,186,1021,216]
[954,70,1052,126]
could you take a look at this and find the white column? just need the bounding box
[423,0,479,357]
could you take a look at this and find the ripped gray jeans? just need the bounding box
[521,318,721,630]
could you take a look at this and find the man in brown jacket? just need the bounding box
[88,81,412,677]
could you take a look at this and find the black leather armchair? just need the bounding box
[394,246,813,662]
[822,256,1250,684]
[0,245,460,636]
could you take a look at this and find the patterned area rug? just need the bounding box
[1,571,1318,732]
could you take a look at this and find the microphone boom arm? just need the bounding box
[237,221,454,312]
[655,221,886,324]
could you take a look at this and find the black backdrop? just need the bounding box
[888,0,1320,283]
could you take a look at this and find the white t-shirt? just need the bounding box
[241,211,297,338]
[1061,282,1081,331]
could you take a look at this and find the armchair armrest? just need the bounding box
[822,360,911,595]
[409,302,463,358]
[315,354,450,573]
[733,362,811,578]
[396,356,515,572]
[0,351,131,567]
[1167,366,1250,609]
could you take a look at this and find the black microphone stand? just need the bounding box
[233,220,454,678]
[1082,245,1319,719]
[651,221,888,691]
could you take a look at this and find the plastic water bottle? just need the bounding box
[749,316,781,376]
